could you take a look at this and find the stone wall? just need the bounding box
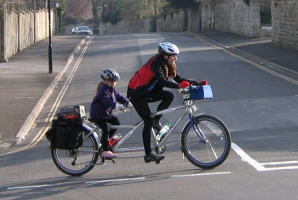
[5,10,18,58]
[97,0,261,38]
[99,10,186,35]
[157,10,185,32]
[100,18,153,35]
[188,6,201,33]
[214,0,261,37]
[19,10,35,51]
[272,0,298,49]
[1,8,55,61]
[261,0,271,11]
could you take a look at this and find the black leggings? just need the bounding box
[129,90,174,155]
[96,115,120,151]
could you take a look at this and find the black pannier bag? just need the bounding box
[46,105,86,149]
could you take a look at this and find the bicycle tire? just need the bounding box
[181,114,231,169]
[51,127,100,176]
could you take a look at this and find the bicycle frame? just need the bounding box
[104,100,199,152]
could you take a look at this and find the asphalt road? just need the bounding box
[0,33,298,200]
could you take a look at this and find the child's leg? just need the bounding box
[107,115,120,138]
[96,120,110,151]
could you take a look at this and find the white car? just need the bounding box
[71,26,93,35]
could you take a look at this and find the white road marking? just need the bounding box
[261,161,298,166]
[232,142,298,172]
[171,171,231,178]
[231,143,266,171]
[260,166,298,171]
[85,177,145,185]
[5,172,232,191]
[8,184,54,190]
[7,181,83,191]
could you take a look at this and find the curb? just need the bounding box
[0,37,88,153]
[187,32,298,85]
[0,141,16,153]
[15,37,88,144]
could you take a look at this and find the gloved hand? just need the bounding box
[178,81,190,89]
[198,80,208,86]
[116,103,126,111]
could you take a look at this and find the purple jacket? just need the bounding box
[90,84,129,120]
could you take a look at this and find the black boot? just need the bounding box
[144,153,165,164]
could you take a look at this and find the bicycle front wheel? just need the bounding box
[51,127,100,176]
[181,114,231,169]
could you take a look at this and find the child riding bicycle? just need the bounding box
[90,69,131,159]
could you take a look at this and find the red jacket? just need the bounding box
[128,55,187,98]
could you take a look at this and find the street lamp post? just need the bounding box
[154,0,157,32]
[48,0,53,74]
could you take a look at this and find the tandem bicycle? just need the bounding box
[50,85,231,176]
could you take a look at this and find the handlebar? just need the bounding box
[178,87,191,94]
[114,103,134,113]
[178,84,199,94]
[178,84,213,102]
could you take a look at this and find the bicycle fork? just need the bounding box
[189,114,207,143]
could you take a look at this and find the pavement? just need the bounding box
[0,35,87,151]
[0,30,297,152]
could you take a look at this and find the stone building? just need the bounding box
[272,0,298,49]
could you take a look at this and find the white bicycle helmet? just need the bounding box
[158,42,179,55]
[100,69,120,81]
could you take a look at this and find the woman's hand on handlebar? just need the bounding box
[178,80,209,94]
[178,81,190,89]
[198,80,208,86]
[190,80,208,86]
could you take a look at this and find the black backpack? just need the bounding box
[46,105,85,149]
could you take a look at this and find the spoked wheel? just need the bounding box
[51,127,100,176]
[181,114,231,169]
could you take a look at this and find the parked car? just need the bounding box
[71,26,93,35]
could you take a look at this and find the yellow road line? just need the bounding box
[0,36,93,156]
[196,36,298,86]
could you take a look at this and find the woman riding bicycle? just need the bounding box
[127,42,202,163]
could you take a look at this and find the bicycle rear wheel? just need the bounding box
[181,114,231,169]
[51,127,100,176]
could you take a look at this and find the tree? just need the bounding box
[101,0,120,24]
[92,0,99,27]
